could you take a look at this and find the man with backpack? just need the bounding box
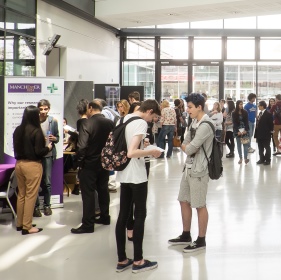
[114,99,162,273]
[71,101,114,234]
[168,93,214,253]
[270,94,281,156]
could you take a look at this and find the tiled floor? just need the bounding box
[1,144,281,280]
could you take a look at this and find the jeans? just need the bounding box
[225,131,235,153]
[236,137,250,159]
[79,166,110,228]
[215,130,222,142]
[158,125,175,157]
[248,121,255,148]
[116,182,148,262]
[35,156,53,207]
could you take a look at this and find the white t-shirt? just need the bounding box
[116,114,148,184]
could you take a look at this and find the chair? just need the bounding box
[0,170,17,220]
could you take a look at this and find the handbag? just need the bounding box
[173,132,181,147]
[241,136,250,145]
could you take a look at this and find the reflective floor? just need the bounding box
[1,144,281,280]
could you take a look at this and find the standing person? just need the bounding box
[13,106,52,234]
[158,100,176,158]
[174,99,183,139]
[33,99,59,217]
[270,94,281,155]
[168,93,213,253]
[201,93,210,115]
[232,100,250,165]
[179,99,188,143]
[254,101,274,165]
[71,101,114,234]
[115,100,162,273]
[116,99,130,117]
[128,91,140,105]
[209,102,223,141]
[244,93,257,153]
[267,98,276,152]
[225,100,235,158]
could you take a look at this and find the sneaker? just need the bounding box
[116,258,133,273]
[33,207,42,217]
[183,241,206,253]
[132,260,158,274]
[245,159,249,165]
[44,206,52,216]
[238,159,243,164]
[168,235,192,245]
[248,148,255,153]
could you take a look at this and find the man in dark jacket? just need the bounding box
[71,101,114,234]
[270,94,281,155]
[255,101,274,165]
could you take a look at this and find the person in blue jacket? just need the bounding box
[244,93,257,153]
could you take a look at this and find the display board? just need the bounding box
[4,77,64,207]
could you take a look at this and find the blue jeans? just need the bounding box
[35,157,53,207]
[215,130,222,141]
[158,125,175,157]
[248,121,255,148]
[236,137,250,159]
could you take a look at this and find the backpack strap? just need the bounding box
[200,121,215,163]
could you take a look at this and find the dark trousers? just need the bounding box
[225,131,235,153]
[257,138,271,162]
[35,156,53,208]
[116,182,148,262]
[79,166,110,228]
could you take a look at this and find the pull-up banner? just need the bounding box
[4,77,64,207]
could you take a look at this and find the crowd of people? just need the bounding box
[9,90,281,274]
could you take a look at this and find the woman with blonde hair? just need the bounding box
[209,101,223,141]
[116,99,130,117]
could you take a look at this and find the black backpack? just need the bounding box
[200,121,223,180]
[101,116,141,171]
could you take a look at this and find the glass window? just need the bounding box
[227,39,255,59]
[6,10,35,36]
[5,36,14,59]
[123,61,155,99]
[157,22,189,28]
[224,17,256,29]
[6,0,36,17]
[127,39,154,59]
[258,62,281,102]
[194,38,221,59]
[258,14,281,29]
[160,39,188,59]
[19,37,35,59]
[260,39,281,59]
[224,62,256,102]
[0,7,4,29]
[190,19,223,29]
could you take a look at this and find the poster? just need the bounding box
[4,77,64,207]
[105,86,120,109]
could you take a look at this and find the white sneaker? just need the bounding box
[248,148,255,153]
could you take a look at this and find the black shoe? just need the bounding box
[72,184,80,195]
[168,235,192,245]
[226,153,234,158]
[71,225,94,234]
[183,241,206,253]
[17,224,36,231]
[273,152,281,156]
[44,206,52,216]
[256,160,264,164]
[22,228,43,235]
[95,215,111,225]
[263,161,270,165]
[33,207,42,217]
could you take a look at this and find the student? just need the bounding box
[270,94,281,155]
[33,99,59,217]
[168,93,214,253]
[128,91,140,105]
[115,99,162,273]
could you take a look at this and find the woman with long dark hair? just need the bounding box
[225,100,235,158]
[232,100,250,164]
[266,98,276,152]
[13,106,52,234]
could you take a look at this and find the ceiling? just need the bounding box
[95,0,281,29]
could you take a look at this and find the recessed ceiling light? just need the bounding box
[167,13,175,16]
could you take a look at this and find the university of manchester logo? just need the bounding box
[8,83,42,93]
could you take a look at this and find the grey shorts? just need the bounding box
[178,168,209,208]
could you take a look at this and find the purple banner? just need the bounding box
[8,83,42,93]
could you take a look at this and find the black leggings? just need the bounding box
[115,182,148,262]
[225,131,235,153]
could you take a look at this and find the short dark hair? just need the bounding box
[248,93,256,101]
[138,99,161,116]
[258,100,267,109]
[201,93,207,99]
[76,99,89,115]
[128,102,141,114]
[276,94,281,101]
[185,93,205,110]
[37,99,50,108]
[88,101,102,111]
[128,91,140,101]
[220,99,225,104]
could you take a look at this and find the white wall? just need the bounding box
[36,0,120,83]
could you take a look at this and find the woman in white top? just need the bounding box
[209,102,223,141]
